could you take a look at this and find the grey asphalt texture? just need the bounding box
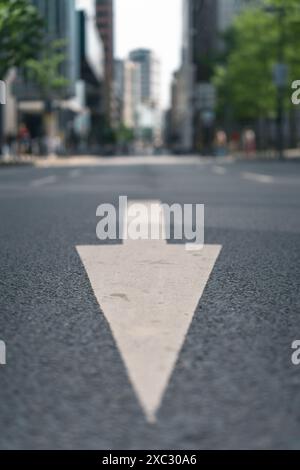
[0,156,300,449]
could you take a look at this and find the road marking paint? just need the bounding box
[30,175,57,187]
[77,201,221,422]
[241,172,274,184]
[212,165,227,175]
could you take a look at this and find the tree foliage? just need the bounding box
[0,0,69,100]
[116,125,134,144]
[26,39,69,101]
[213,0,300,121]
[0,0,43,77]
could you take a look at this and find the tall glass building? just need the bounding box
[30,0,79,97]
[129,49,161,110]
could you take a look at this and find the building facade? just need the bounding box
[13,0,79,145]
[114,59,124,128]
[217,0,259,32]
[27,0,78,99]
[96,0,114,126]
[172,0,260,153]
[129,49,160,109]
[76,0,105,145]
[175,0,194,152]
[122,61,141,130]
[128,49,162,146]
[12,0,105,152]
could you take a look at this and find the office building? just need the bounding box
[122,60,141,129]
[114,59,124,128]
[13,0,79,143]
[96,0,114,126]
[129,49,160,109]
[114,58,143,132]
[217,0,260,32]
[129,49,162,146]
[76,0,105,144]
[173,0,260,152]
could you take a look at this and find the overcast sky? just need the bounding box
[115,0,183,110]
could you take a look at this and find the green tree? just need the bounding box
[0,0,43,78]
[213,0,300,121]
[26,39,69,102]
[116,125,134,144]
[0,0,43,153]
[26,39,69,150]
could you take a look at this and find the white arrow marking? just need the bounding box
[77,201,221,422]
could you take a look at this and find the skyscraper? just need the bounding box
[76,0,105,143]
[192,0,218,82]
[31,0,78,96]
[96,0,114,125]
[176,0,194,151]
[114,59,142,130]
[129,49,160,109]
[217,0,260,32]
[128,49,162,146]
[114,59,124,127]
[122,61,141,130]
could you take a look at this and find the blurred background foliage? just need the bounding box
[0,0,43,77]
[0,0,68,93]
[213,0,300,121]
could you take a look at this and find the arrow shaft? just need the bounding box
[123,200,167,244]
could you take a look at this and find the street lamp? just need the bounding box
[264,5,287,161]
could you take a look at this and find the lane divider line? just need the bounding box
[30,175,57,187]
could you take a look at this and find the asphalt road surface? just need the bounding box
[0,155,300,450]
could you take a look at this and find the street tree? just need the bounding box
[213,0,300,122]
[0,0,43,78]
[26,39,70,153]
[0,0,43,154]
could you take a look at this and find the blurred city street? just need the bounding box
[0,155,300,449]
[1,0,300,454]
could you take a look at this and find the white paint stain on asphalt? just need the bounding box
[30,175,57,187]
[77,201,221,422]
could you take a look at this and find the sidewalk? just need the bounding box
[33,154,210,168]
[232,148,300,161]
[1,149,300,169]
[0,155,35,167]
